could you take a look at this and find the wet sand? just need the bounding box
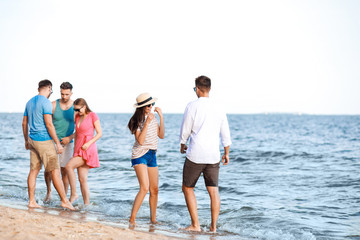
[0,205,181,240]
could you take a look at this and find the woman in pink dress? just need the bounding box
[65,98,102,205]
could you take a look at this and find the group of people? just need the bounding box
[22,81,102,211]
[22,75,231,232]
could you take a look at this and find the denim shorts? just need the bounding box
[131,150,157,167]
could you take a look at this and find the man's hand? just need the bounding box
[61,136,71,145]
[56,143,64,154]
[25,141,30,150]
[221,154,230,165]
[180,144,188,154]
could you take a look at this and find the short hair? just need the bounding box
[195,75,211,91]
[60,82,73,90]
[38,79,52,89]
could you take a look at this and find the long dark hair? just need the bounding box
[74,98,92,114]
[128,107,146,134]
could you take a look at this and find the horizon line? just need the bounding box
[1,111,359,116]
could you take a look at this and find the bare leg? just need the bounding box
[129,164,149,225]
[44,171,52,202]
[27,169,41,208]
[148,167,159,223]
[51,168,75,211]
[182,185,201,232]
[60,167,69,196]
[78,165,90,205]
[207,186,220,232]
[65,157,85,204]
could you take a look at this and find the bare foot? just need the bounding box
[210,226,217,233]
[28,201,42,208]
[44,191,52,203]
[151,220,158,224]
[129,220,136,230]
[184,225,201,232]
[69,194,79,204]
[61,200,75,211]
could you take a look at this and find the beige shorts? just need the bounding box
[59,142,74,168]
[29,139,59,172]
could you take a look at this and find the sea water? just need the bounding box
[0,113,359,240]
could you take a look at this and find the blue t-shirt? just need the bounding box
[24,95,53,141]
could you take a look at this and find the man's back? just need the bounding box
[180,97,231,164]
[24,95,52,141]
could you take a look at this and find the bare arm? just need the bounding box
[155,107,165,139]
[60,133,75,145]
[81,120,102,150]
[44,114,63,154]
[22,116,29,150]
[135,114,154,145]
[221,146,230,165]
[51,100,56,115]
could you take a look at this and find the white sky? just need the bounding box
[1,0,359,114]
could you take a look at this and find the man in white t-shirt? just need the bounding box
[180,75,232,232]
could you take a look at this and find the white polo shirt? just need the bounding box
[180,97,232,164]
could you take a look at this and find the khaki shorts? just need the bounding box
[183,158,220,187]
[59,142,74,168]
[29,139,59,172]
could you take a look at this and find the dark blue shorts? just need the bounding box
[131,150,157,167]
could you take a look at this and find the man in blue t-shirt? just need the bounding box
[22,79,75,210]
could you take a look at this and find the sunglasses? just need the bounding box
[193,87,196,92]
[74,106,84,112]
[146,102,155,108]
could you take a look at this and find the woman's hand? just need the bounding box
[154,107,163,117]
[145,113,155,124]
[81,142,91,151]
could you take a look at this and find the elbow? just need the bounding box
[159,130,165,139]
[136,139,144,145]
[45,121,53,129]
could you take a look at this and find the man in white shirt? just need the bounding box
[180,75,232,232]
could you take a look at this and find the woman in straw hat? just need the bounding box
[128,93,165,225]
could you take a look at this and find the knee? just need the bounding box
[78,176,88,185]
[139,185,149,194]
[182,185,194,194]
[61,168,67,176]
[149,186,159,195]
[65,164,72,172]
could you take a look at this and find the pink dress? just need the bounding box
[73,112,100,168]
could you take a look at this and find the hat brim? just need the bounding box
[133,97,158,108]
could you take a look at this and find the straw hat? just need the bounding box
[133,93,158,108]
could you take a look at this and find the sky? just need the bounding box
[1,0,359,114]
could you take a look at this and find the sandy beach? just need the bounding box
[0,205,181,240]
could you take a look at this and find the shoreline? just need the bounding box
[0,204,182,240]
